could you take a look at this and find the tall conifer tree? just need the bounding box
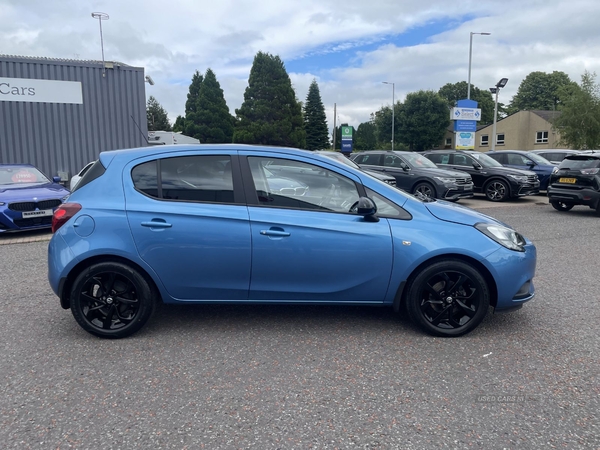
[303,80,329,150]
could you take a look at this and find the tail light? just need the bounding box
[52,203,82,233]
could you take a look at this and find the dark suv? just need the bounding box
[486,150,558,190]
[547,153,600,215]
[350,151,474,201]
[422,150,540,202]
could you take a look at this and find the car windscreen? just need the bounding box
[469,152,504,168]
[0,166,50,185]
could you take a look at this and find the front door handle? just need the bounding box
[260,229,290,237]
[141,220,172,229]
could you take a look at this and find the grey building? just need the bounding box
[0,55,148,184]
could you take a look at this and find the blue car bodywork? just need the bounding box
[48,145,536,338]
[0,164,70,233]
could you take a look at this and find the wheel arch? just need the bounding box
[392,253,498,312]
[411,179,439,197]
[483,176,513,197]
[59,254,163,310]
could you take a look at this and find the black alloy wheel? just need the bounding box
[406,260,490,337]
[413,182,435,200]
[485,179,509,202]
[550,201,574,212]
[70,262,156,338]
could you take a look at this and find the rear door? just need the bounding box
[124,151,252,301]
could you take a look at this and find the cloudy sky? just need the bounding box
[2,0,600,133]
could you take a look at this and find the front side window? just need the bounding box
[248,157,360,213]
[536,131,549,143]
[132,155,234,203]
[383,154,404,168]
[507,153,529,165]
[496,134,505,145]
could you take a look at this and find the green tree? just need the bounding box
[194,68,234,143]
[173,115,185,133]
[183,70,204,139]
[508,71,577,114]
[553,71,600,149]
[397,90,450,151]
[373,103,402,149]
[354,117,377,151]
[438,81,496,124]
[146,96,171,131]
[234,52,306,148]
[303,80,329,150]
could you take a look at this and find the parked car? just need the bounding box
[486,150,558,190]
[314,151,397,187]
[48,145,536,339]
[349,151,474,201]
[547,153,600,215]
[422,150,540,202]
[0,164,70,233]
[70,161,95,190]
[529,149,580,164]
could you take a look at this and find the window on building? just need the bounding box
[536,131,549,143]
[496,134,505,146]
[480,135,489,146]
[445,138,452,148]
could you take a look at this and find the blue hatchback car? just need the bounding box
[48,145,537,339]
[0,164,70,233]
[486,150,558,190]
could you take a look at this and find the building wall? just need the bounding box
[0,55,148,181]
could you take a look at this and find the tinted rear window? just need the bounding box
[558,157,600,170]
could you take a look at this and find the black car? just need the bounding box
[421,150,540,202]
[547,153,600,215]
[349,151,474,201]
[486,150,558,190]
[529,149,580,165]
[315,151,397,187]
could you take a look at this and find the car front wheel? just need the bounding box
[405,260,490,337]
[550,201,574,212]
[412,182,436,200]
[485,180,509,202]
[70,262,157,339]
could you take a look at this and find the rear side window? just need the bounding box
[132,155,235,204]
[71,160,105,192]
[354,154,381,166]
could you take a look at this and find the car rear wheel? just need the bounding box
[484,180,509,202]
[405,260,490,337]
[70,262,157,339]
[550,201,574,212]
[412,182,435,200]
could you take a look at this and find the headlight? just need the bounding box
[507,174,529,182]
[434,176,457,184]
[475,222,526,252]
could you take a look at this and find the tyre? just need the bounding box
[484,179,509,202]
[70,261,157,339]
[412,182,436,200]
[405,260,490,337]
[550,201,574,212]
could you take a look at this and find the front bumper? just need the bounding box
[442,183,474,200]
[515,181,540,197]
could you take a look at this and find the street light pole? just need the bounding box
[383,82,395,150]
[490,78,508,151]
[91,12,109,77]
[467,32,491,99]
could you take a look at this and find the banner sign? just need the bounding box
[341,141,353,153]
[0,77,83,104]
[455,132,475,150]
[454,120,477,132]
[450,107,481,121]
[341,126,353,140]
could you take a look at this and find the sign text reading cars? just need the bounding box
[0,77,83,104]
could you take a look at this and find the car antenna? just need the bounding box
[130,115,149,145]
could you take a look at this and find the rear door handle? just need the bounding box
[141,220,172,229]
[260,229,290,237]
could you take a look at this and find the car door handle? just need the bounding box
[260,229,290,237]
[141,220,172,229]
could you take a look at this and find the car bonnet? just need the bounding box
[423,199,509,227]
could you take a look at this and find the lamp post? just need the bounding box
[91,12,109,77]
[467,32,491,99]
[382,81,395,150]
[490,78,508,151]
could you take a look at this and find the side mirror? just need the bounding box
[401,162,411,172]
[472,162,482,170]
[355,197,379,222]
[53,176,62,183]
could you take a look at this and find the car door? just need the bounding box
[124,152,252,301]
[242,153,393,302]
[446,153,487,190]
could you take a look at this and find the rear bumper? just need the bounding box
[547,187,600,208]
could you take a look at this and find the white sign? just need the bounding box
[0,77,83,104]
[450,107,482,121]
[455,132,475,150]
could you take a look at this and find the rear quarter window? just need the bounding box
[71,160,105,192]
